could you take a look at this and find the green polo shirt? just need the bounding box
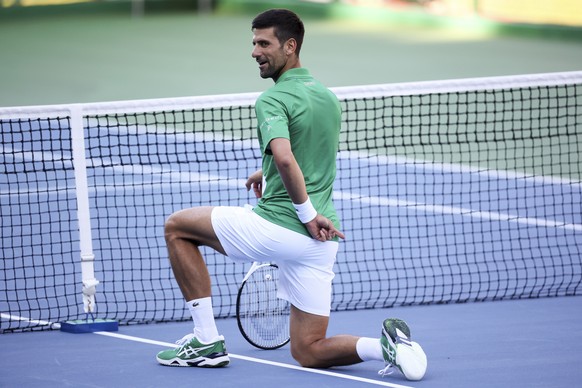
[253,68,342,238]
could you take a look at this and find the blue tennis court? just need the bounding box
[2,74,582,387]
[2,3,582,387]
[2,81,580,325]
[2,296,582,387]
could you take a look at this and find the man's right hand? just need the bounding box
[245,169,263,198]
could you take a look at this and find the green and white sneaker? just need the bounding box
[156,333,230,367]
[379,318,427,381]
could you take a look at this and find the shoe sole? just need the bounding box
[382,319,427,380]
[383,318,410,342]
[395,341,427,381]
[157,353,230,368]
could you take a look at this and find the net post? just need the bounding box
[61,104,117,333]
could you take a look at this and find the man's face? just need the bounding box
[251,27,288,81]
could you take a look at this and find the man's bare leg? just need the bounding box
[156,206,230,367]
[164,206,225,301]
[289,305,363,368]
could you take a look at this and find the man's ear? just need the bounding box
[285,38,297,56]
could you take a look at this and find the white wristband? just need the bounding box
[293,197,317,223]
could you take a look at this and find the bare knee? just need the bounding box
[290,339,328,368]
[164,207,224,254]
[164,211,182,243]
[291,345,316,368]
[289,305,332,368]
[164,207,206,240]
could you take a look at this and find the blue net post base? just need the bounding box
[60,314,118,333]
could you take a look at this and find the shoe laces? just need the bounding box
[175,333,196,347]
[378,364,395,377]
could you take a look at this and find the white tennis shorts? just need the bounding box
[211,205,338,316]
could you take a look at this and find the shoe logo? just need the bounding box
[395,329,412,346]
[398,338,412,346]
[382,343,396,361]
[177,344,215,358]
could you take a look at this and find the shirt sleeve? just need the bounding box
[255,93,290,155]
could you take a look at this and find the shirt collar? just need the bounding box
[276,68,311,83]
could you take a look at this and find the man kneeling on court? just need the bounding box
[156,8,427,381]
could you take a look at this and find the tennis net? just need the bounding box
[1,71,581,332]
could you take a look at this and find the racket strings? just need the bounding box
[238,265,290,348]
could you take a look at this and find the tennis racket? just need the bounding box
[236,262,290,350]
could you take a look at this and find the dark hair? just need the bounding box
[251,9,305,55]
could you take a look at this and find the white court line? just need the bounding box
[3,159,580,232]
[100,164,582,233]
[337,150,582,188]
[94,331,414,388]
[0,313,412,388]
[0,313,411,388]
[334,191,582,232]
[0,313,61,329]
[4,145,580,232]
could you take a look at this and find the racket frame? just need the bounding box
[235,262,290,350]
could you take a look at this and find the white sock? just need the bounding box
[187,297,220,343]
[356,337,383,362]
